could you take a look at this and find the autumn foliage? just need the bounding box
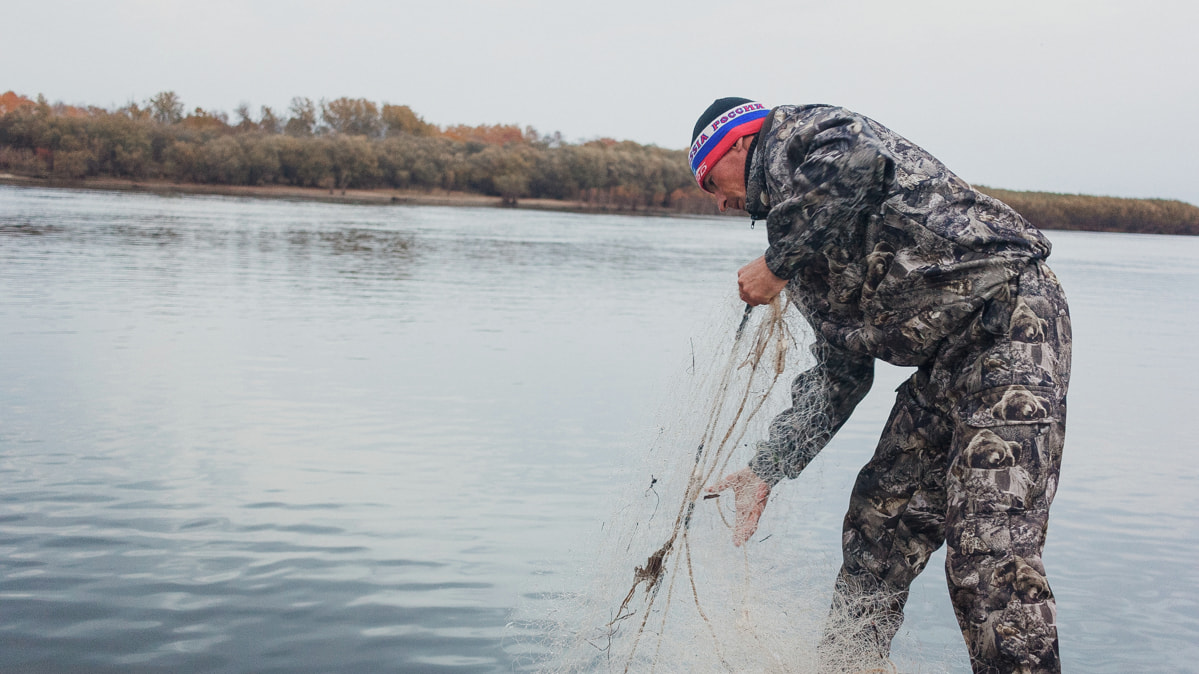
[0,91,35,115]
[440,124,532,145]
[3,90,1198,231]
[0,90,703,212]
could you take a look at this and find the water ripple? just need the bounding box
[3,185,1198,671]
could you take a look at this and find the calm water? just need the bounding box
[1,185,1197,673]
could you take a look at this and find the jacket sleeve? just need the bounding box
[763,108,896,280]
[749,337,874,485]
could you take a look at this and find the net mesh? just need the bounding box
[527,293,949,673]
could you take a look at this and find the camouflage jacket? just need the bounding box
[745,105,1053,483]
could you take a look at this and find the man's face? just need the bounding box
[702,139,749,212]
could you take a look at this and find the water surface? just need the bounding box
[1,185,1197,672]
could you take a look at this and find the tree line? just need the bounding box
[0,91,709,212]
[975,187,1199,237]
[3,90,1197,231]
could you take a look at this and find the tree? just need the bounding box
[149,91,184,124]
[441,123,528,145]
[181,107,230,133]
[327,134,379,187]
[0,91,35,115]
[285,97,317,136]
[321,97,381,137]
[88,114,153,177]
[35,94,52,118]
[234,103,256,132]
[259,106,281,134]
[239,135,281,184]
[381,104,435,137]
[117,101,152,121]
[492,172,528,206]
[194,136,246,183]
[163,140,198,181]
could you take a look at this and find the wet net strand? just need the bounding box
[613,295,796,672]
[531,291,932,674]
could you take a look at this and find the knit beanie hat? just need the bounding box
[689,97,768,192]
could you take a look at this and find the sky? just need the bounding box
[3,0,1197,204]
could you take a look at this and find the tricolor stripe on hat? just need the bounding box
[689,101,768,191]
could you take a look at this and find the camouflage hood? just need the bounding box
[745,104,1052,366]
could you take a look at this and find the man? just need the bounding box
[697,98,1070,674]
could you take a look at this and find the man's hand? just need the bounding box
[705,467,772,547]
[737,256,788,306]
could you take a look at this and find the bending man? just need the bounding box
[697,98,1070,674]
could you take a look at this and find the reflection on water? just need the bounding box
[1,185,1198,672]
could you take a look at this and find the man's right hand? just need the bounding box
[705,467,772,547]
[737,256,788,306]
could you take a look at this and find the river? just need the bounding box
[1,185,1197,672]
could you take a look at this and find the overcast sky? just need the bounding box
[3,0,1197,204]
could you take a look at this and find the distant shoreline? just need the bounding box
[4,90,1196,235]
[0,173,692,218]
[3,173,1197,236]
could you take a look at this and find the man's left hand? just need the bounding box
[737,256,788,306]
[706,468,772,547]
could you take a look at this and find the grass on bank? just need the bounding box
[976,187,1199,236]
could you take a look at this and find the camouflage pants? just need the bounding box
[823,261,1071,674]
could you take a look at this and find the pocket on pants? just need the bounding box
[957,384,1059,429]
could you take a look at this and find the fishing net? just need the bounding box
[523,292,944,673]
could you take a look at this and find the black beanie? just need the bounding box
[692,97,755,144]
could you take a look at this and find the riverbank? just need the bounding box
[6,90,1198,234]
[4,173,1198,235]
[975,186,1199,237]
[0,173,690,217]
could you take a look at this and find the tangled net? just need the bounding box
[528,293,940,674]
[607,296,797,670]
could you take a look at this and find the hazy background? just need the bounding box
[2,0,1196,205]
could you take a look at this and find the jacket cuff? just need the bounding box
[748,442,789,486]
[763,246,799,281]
